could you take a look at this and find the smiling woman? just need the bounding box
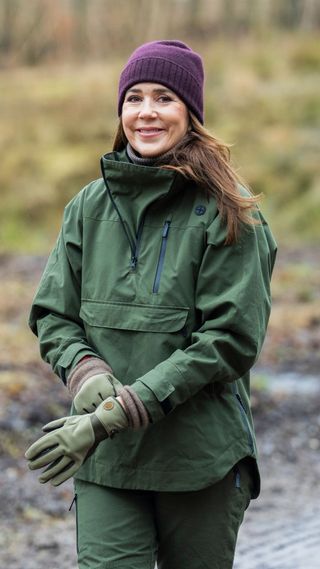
[121,83,189,157]
[26,39,277,569]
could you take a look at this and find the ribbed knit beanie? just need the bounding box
[118,40,204,124]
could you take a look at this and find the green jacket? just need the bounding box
[29,149,277,497]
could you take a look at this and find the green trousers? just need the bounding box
[74,459,252,569]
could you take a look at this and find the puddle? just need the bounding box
[252,371,320,396]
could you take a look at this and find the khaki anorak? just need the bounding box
[29,150,277,497]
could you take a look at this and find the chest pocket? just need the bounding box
[80,300,189,334]
[152,220,171,294]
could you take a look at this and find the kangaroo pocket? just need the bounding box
[79,300,189,381]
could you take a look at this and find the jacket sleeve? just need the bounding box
[131,212,277,421]
[29,187,99,382]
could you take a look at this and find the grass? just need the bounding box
[0,32,319,252]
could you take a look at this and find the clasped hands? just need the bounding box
[25,373,127,486]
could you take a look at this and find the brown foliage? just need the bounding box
[1,0,320,67]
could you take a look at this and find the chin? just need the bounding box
[140,144,170,158]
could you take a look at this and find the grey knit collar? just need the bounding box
[126,143,174,166]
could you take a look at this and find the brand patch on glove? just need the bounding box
[104,401,114,410]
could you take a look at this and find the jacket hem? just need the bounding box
[74,441,260,499]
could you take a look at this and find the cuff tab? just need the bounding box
[160,398,173,415]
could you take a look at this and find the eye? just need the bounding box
[158,95,173,103]
[125,95,141,103]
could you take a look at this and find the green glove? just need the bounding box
[25,397,128,486]
[73,373,123,414]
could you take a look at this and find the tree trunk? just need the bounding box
[300,0,318,30]
[73,0,88,57]
[0,0,17,55]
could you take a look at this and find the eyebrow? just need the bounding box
[126,87,173,95]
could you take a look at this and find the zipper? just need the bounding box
[68,493,79,552]
[233,465,241,489]
[75,493,79,554]
[232,383,255,454]
[101,159,147,272]
[130,216,146,271]
[68,495,76,511]
[153,221,171,293]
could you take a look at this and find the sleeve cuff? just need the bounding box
[57,346,102,384]
[130,381,163,422]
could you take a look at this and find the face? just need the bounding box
[121,82,189,158]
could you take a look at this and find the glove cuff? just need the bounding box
[95,397,129,437]
[67,357,113,398]
[118,386,150,429]
[90,414,109,443]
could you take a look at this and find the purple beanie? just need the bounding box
[118,40,204,124]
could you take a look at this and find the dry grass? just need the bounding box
[0,33,319,252]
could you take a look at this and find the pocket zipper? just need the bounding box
[232,384,255,454]
[69,494,79,554]
[233,465,241,489]
[69,495,76,511]
[153,221,171,293]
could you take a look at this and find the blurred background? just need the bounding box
[0,1,319,568]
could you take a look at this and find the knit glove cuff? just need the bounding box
[118,386,150,429]
[67,357,113,398]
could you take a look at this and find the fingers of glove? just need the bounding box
[25,431,60,461]
[73,403,87,415]
[77,399,102,414]
[74,376,113,414]
[42,417,68,432]
[39,455,74,484]
[110,376,124,394]
[73,390,88,414]
[27,444,63,470]
[49,460,79,487]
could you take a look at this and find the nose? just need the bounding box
[138,98,157,119]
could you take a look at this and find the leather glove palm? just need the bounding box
[73,372,123,414]
[25,397,128,486]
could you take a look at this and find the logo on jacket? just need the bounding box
[194,205,206,216]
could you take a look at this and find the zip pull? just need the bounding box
[130,214,147,271]
[130,256,138,270]
[162,221,170,238]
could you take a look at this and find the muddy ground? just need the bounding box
[0,250,319,568]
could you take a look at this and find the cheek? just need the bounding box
[122,121,135,145]
[172,113,189,137]
[172,105,188,126]
[121,109,135,133]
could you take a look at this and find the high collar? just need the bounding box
[100,149,185,200]
[126,143,175,167]
[100,149,188,245]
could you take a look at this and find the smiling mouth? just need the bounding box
[136,128,164,135]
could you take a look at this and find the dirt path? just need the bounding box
[235,388,320,569]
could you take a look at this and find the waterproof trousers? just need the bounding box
[74,459,252,569]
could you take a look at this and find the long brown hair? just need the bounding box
[113,113,260,244]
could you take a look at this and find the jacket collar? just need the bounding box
[100,150,188,255]
[100,149,185,201]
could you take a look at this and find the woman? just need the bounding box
[26,40,277,569]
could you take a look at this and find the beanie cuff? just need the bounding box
[118,41,204,124]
